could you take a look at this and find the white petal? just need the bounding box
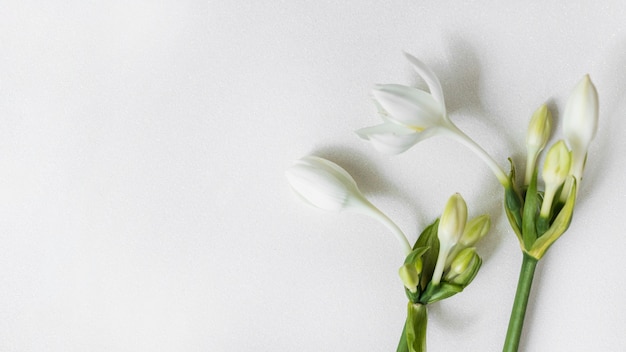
[298,156,359,190]
[356,122,439,154]
[403,52,446,113]
[372,84,443,129]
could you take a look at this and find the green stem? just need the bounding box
[397,303,427,352]
[396,319,409,352]
[503,253,538,352]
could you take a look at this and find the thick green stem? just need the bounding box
[503,253,538,352]
[397,303,427,352]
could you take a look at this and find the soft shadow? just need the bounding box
[310,145,427,227]
[439,35,518,152]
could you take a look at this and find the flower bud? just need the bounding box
[438,193,468,248]
[432,193,468,285]
[542,140,571,190]
[447,248,481,286]
[399,259,423,293]
[563,75,599,183]
[526,104,552,152]
[285,156,368,212]
[539,141,572,225]
[444,247,477,282]
[458,215,491,248]
[286,155,413,255]
[525,104,552,185]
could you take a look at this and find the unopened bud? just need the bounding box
[459,215,491,248]
[525,104,552,185]
[447,248,482,286]
[540,141,572,219]
[433,193,468,285]
[399,260,422,293]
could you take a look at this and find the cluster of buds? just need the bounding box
[286,157,491,352]
[504,75,599,259]
[398,194,490,304]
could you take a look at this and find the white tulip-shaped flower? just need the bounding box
[286,156,412,255]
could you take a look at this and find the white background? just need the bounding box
[1,1,625,351]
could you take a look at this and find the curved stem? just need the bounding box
[503,253,538,352]
[360,203,412,256]
[442,124,510,188]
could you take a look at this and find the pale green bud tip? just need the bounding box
[438,193,468,248]
[526,104,552,151]
[399,263,421,293]
[459,215,491,247]
[543,140,572,187]
[285,156,367,212]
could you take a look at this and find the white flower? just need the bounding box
[563,75,599,183]
[285,156,412,255]
[356,53,451,154]
[356,53,510,187]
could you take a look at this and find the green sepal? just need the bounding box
[504,158,523,243]
[404,246,430,265]
[406,303,428,352]
[420,282,464,304]
[413,219,440,291]
[528,178,577,259]
[521,169,540,250]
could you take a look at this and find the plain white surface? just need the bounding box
[1,1,625,351]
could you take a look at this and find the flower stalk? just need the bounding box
[503,253,538,352]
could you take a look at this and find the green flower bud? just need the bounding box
[444,247,474,280]
[525,104,552,185]
[399,260,422,294]
[447,248,482,287]
[459,214,491,247]
[540,141,572,219]
[526,104,552,151]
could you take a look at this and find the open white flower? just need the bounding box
[356,53,451,154]
[357,53,510,187]
[286,155,412,255]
